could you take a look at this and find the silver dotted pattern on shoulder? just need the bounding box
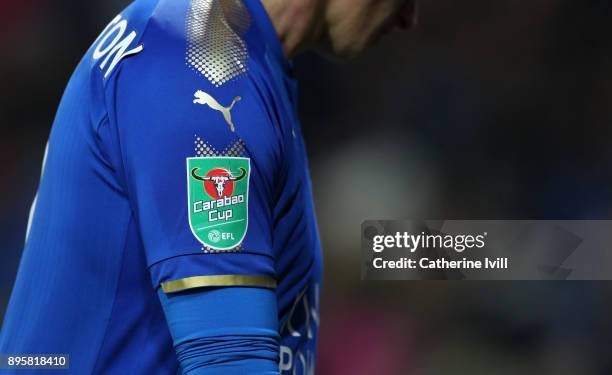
[193,135,246,158]
[186,0,251,87]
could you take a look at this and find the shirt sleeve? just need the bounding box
[105,28,283,293]
[157,286,280,374]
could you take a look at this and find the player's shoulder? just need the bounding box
[94,0,256,88]
[86,0,159,81]
[96,0,263,114]
[95,0,282,160]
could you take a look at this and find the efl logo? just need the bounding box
[187,157,250,250]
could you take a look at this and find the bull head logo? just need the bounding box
[191,167,246,198]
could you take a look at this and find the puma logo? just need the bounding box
[193,90,241,132]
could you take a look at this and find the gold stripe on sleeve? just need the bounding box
[161,275,277,293]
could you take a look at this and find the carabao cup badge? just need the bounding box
[187,157,250,250]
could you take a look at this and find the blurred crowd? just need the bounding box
[2,0,612,374]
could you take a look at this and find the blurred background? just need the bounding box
[2,0,612,374]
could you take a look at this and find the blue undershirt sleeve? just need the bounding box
[157,286,280,374]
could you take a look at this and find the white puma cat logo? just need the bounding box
[192,90,241,132]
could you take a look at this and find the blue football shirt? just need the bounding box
[0,0,322,373]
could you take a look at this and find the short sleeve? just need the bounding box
[106,29,282,293]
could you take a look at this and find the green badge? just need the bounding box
[187,157,250,250]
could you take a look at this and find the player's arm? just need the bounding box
[158,286,279,374]
[100,18,283,372]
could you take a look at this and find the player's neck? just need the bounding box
[260,0,324,58]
